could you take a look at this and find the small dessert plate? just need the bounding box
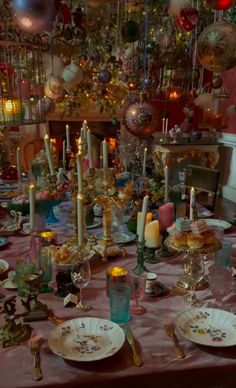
[1,279,17,289]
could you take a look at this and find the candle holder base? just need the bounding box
[93,239,127,263]
[144,247,161,264]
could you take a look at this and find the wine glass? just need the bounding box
[71,258,91,311]
[207,265,232,310]
[129,270,147,315]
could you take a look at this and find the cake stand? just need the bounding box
[165,236,222,291]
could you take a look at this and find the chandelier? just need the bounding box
[0,1,48,126]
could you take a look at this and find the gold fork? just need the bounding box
[163,319,185,359]
[30,336,42,381]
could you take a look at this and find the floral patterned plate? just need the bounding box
[48,317,125,361]
[176,308,236,347]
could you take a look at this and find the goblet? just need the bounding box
[207,265,232,310]
[39,250,53,293]
[71,258,91,311]
[185,253,205,307]
[129,269,147,315]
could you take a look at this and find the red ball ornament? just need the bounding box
[123,98,159,139]
[206,0,234,10]
[176,7,199,32]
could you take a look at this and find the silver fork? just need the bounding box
[163,319,185,359]
[30,337,42,381]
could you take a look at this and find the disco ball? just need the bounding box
[197,21,236,73]
[123,99,159,138]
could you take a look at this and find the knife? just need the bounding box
[122,324,143,367]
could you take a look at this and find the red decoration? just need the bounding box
[176,7,199,32]
[206,0,234,10]
[0,166,18,181]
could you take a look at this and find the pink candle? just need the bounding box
[159,202,174,233]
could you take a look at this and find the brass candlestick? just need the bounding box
[93,179,127,262]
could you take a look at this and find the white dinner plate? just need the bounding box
[176,308,236,347]
[205,219,231,230]
[0,259,9,275]
[48,317,125,361]
[0,237,8,248]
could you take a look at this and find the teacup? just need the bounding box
[22,222,31,234]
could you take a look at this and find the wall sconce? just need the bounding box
[2,99,24,123]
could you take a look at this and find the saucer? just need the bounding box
[145,282,168,297]
[1,279,17,289]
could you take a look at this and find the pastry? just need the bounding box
[175,218,191,232]
[170,232,187,248]
[187,233,205,249]
[191,219,208,234]
[202,230,216,245]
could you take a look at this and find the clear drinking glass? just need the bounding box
[39,250,53,293]
[71,258,91,311]
[129,270,147,315]
[207,265,232,310]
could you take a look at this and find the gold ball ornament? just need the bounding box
[197,21,236,73]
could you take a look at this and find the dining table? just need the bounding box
[0,200,236,388]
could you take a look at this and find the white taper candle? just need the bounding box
[77,194,83,247]
[87,129,94,169]
[138,195,149,243]
[44,134,55,175]
[76,153,83,193]
[29,183,35,231]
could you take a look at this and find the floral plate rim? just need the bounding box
[48,316,125,362]
[176,307,236,347]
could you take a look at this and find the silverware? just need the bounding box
[122,324,143,367]
[48,314,65,325]
[163,319,185,359]
[30,336,42,381]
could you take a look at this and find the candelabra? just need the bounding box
[92,177,127,262]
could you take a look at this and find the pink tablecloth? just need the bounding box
[1,207,236,388]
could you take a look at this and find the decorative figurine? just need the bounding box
[0,296,31,348]
[22,271,49,321]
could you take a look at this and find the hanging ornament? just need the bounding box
[176,7,199,32]
[121,21,140,43]
[123,96,160,139]
[13,0,55,34]
[211,74,223,89]
[168,0,190,16]
[206,0,234,11]
[62,63,83,85]
[197,21,236,73]
[98,69,112,84]
[44,75,64,100]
